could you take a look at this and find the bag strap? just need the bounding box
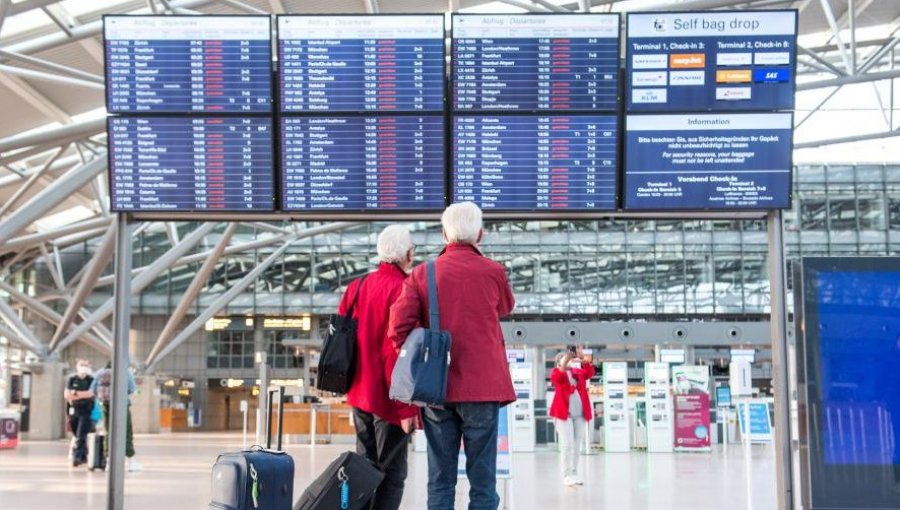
[426,261,439,332]
[346,274,369,316]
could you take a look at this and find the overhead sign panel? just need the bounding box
[452,14,620,112]
[625,11,797,112]
[453,114,618,211]
[277,15,446,112]
[624,112,793,210]
[280,116,445,211]
[104,15,272,114]
[108,116,275,212]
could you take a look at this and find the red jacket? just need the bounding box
[549,364,596,421]
[388,243,516,405]
[339,263,418,425]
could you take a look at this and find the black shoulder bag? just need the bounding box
[316,275,367,394]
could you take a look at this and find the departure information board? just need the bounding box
[453,14,620,112]
[454,115,618,210]
[108,117,275,211]
[625,11,796,112]
[280,116,445,211]
[278,16,445,112]
[104,16,272,114]
[624,113,792,210]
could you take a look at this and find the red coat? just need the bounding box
[339,263,418,425]
[388,243,516,405]
[549,364,595,421]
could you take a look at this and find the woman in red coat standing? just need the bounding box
[549,347,596,487]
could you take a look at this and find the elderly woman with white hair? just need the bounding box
[338,224,419,510]
[389,202,516,510]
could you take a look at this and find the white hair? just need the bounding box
[377,225,413,263]
[441,202,483,244]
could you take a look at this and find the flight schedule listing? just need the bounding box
[280,116,445,211]
[454,115,618,210]
[626,11,796,112]
[278,16,445,112]
[104,16,272,113]
[624,113,793,210]
[453,14,620,112]
[108,117,275,211]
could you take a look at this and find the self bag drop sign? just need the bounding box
[624,113,793,210]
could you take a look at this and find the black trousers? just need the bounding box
[352,408,410,510]
[68,412,92,463]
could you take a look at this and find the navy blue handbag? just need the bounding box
[389,261,452,407]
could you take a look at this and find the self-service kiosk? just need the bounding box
[509,356,536,452]
[602,362,630,452]
[644,362,673,452]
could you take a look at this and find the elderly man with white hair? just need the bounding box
[389,202,516,510]
[337,224,420,510]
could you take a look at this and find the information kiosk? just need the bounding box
[645,362,674,453]
[602,362,630,452]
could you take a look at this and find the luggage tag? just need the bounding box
[338,466,349,510]
[250,462,260,509]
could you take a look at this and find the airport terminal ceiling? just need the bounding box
[0,0,899,366]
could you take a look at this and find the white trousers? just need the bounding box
[556,417,586,478]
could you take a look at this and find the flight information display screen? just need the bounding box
[453,115,618,210]
[280,116,445,211]
[625,11,796,112]
[104,16,272,113]
[108,117,275,211]
[278,15,445,112]
[624,113,792,210]
[453,14,620,112]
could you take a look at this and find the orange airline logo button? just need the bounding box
[669,54,706,68]
[716,70,752,83]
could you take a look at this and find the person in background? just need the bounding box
[91,362,140,472]
[389,202,516,510]
[549,347,595,487]
[64,359,94,467]
[340,225,419,510]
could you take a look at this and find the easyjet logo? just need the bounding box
[669,53,705,68]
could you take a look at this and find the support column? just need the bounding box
[108,214,133,510]
[768,210,794,510]
[131,374,160,434]
[21,360,66,440]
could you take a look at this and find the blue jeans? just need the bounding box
[423,402,500,510]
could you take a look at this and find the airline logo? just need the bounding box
[754,52,790,65]
[716,70,752,83]
[670,53,705,68]
[716,53,752,66]
[633,71,667,87]
[632,88,668,104]
[753,69,791,83]
[669,71,704,86]
[632,54,667,69]
[716,87,752,101]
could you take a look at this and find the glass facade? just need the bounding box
[20,164,900,318]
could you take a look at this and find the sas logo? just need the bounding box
[752,69,791,83]
[653,18,666,32]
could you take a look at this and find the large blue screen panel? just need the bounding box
[280,116,445,211]
[453,14,620,112]
[104,16,272,114]
[108,117,275,212]
[278,16,445,113]
[625,11,796,112]
[624,113,792,210]
[453,115,618,211]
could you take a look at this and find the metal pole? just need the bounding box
[107,213,133,510]
[767,209,793,510]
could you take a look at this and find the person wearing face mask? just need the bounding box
[64,359,95,467]
[338,225,419,510]
[549,346,596,487]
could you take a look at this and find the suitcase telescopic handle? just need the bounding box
[266,386,285,451]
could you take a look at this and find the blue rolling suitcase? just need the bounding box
[209,387,294,510]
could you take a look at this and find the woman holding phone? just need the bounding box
[549,346,596,487]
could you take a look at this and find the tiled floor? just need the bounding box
[0,433,776,509]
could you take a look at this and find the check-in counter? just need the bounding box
[270,403,355,441]
[160,408,189,433]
